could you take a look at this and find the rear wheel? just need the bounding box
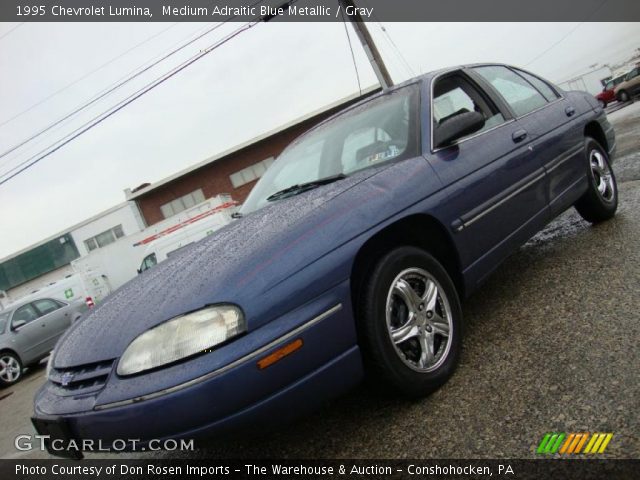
[0,352,22,387]
[357,246,463,398]
[575,138,617,223]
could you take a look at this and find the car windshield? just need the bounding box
[240,86,418,214]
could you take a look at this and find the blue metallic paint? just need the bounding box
[33,65,615,448]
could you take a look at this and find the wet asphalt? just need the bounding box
[1,102,638,460]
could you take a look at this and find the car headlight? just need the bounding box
[117,305,245,376]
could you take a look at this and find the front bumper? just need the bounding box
[32,285,363,456]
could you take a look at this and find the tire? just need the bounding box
[0,351,23,388]
[357,246,463,398]
[574,137,618,223]
[617,90,630,103]
[598,99,606,109]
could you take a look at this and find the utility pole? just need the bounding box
[338,0,393,89]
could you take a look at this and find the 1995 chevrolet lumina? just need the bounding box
[33,64,616,458]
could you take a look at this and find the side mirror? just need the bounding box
[434,111,485,148]
[137,268,142,275]
[12,320,26,330]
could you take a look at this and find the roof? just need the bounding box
[125,85,380,200]
[0,201,135,264]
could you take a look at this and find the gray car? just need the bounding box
[0,297,87,387]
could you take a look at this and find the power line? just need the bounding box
[0,15,273,186]
[0,21,226,162]
[0,23,214,172]
[340,11,362,96]
[525,0,609,67]
[359,0,414,78]
[524,22,585,67]
[376,23,415,77]
[0,23,180,129]
[0,23,24,41]
[0,0,266,162]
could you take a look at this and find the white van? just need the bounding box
[137,211,231,274]
[3,273,96,310]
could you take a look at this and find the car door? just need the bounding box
[9,303,48,364]
[426,69,550,289]
[32,298,73,349]
[471,65,585,216]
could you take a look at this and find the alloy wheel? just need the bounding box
[590,149,615,203]
[385,268,453,372]
[0,355,21,383]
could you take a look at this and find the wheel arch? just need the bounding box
[616,89,629,102]
[0,348,22,364]
[584,121,608,152]
[350,214,464,315]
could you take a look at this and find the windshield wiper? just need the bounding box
[266,174,347,202]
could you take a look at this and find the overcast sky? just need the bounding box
[0,21,639,258]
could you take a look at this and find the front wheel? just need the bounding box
[0,352,23,387]
[357,246,463,398]
[574,138,618,223]
[617,90,630,103]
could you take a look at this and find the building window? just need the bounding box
[160,189,206,219]
[230,157,274,189]
[84,225,125,252]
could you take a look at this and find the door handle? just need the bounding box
[512,129,528,143]
[565,106,576,117]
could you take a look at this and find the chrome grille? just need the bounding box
[49,359,114,396]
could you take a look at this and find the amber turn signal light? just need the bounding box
[257,338,303,370]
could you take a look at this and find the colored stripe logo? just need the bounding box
[536,433,613,454]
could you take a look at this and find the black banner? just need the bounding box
[3,459,640,480]
[1,0,640,22]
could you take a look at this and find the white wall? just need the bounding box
[4,196,234,307]
[5,264,74,304]
[71,194,236,292]
[70,202,146,256]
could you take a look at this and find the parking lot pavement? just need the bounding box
[0,361,49,459]
[1,102,639,460]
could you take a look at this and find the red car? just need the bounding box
[596,73,627,107]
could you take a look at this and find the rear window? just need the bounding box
[33,298,61,316]
[474,65,548,117]
[513,69,559,102]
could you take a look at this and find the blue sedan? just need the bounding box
[33,64,617,458]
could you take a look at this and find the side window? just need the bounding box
[140,253,157,272]
[513,69,560,102]
[12,304,39,325]
[432,73,506,143]
[474,66,548,117]
[33,299,62,316]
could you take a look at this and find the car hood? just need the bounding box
[53,164,413,368]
